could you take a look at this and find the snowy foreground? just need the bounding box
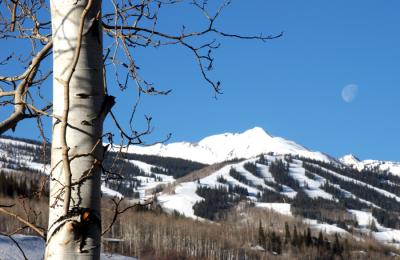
[0,235,137,260]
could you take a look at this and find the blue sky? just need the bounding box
[3,0,400,161]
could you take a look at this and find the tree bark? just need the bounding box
[46,0,105,258]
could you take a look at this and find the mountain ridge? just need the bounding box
[340,154,400,176]
[128,127,333,164]
[2,131,400,249]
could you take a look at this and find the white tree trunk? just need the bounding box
[46,0,105,258]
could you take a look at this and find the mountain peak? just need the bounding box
[340,154,400,176]
[128,127,331,164]
[242,127,272,138]
[340,154,361,163]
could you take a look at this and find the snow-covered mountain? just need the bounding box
[340,154,400,176]
[0,136,202,200]
[3,129,400,249]
[128,127,332,164]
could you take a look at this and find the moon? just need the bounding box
[341,84,358,103]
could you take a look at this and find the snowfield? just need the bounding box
[340,154,400,176]
[304,219,348,235]
[373,230,400,248]
[127,127,331,164]
[308,162,400,203]
[348,210,381,230]
[158,182,203,218]
[255,203,292,216]
[348,210,400,248]
[288,160,333,200]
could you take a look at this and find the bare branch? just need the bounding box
[0,207,45,238]
[0,40,52,134]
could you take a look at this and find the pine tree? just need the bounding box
[284,222,291,245]
[305,227,312,247]
[271,231,282,255]
[276,235,282,255]
[370,219,379,232]
[259,154,266,164]
[317,230,324,248]
[332,233,343,256]
[258,220,266,249]
[291,225,298,247]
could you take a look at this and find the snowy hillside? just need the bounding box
[0,136,203,200]
[340,154,400,176]
[159,154,400,248]
[2,129,400,250]
[128,127,332,164]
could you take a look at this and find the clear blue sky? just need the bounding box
[3,0,400,161]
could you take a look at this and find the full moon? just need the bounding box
[341,84,358,103]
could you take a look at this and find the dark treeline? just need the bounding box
[257,188,288,203]
[292,190,357,230]
[0,138,50,165]
[257,220,346,259]
[123,153,207,179]
[260,159,301,192]
[102,154,143,198]
[302,161,400,229]
[322,182,371,210]
[243,162,264,179]
[0,135,48,146]
[228,184,249,198]
[193,185,239,220]
[0,170,48,197]
[264,179,284,192]
[0,136,206,179]
[0,136,207,198]
[229,167,252,186]
[299,156,400,196]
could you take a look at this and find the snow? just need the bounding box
[0,234,44,260]
[279,185,297,199]
[200,163,262,196]
[373,230,400,246]
[347,210,400,247]
[101,185,124,198]
[101,253,138,260]
[339,154,364,171]
[288,160,333,200]
[158,182,204,218]
[129,159,161,173]
[0,234,138,260]
[331,184,380,208]
[235,161,268,188]
[158,160,267,218]
[128,127,332,164]
[255,203,292,216]
[340,154,400,176]
[0,138,40,149]
[348,210,381,229]
[309,163,400,203]
[257,163,276,183]
[304,219,348,235]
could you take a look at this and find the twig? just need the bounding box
[0,207,45,238]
